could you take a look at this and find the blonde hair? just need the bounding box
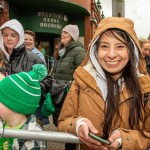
[24,30,36,41]
[139,38,149,48]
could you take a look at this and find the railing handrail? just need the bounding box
[0,128,82,144]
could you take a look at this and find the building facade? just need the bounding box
[0,0,102,56]
[112,0,125,17]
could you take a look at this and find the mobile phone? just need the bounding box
[88,132,111,145]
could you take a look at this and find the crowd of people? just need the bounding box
[0,16,150,150]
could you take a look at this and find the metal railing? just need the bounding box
[44,55,54,73]
[0,128,82,144]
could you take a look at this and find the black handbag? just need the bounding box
[50,80,71,108]
[50,79,72,126]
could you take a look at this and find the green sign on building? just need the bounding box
[37,11,68,33]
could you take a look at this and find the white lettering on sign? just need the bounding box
[40,22,62,29]
[37,12,68,29]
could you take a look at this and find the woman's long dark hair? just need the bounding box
[53,43,64,60]
[96,29,145,139]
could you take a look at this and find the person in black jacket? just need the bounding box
[0,19,53,126]
[0,19,44,73]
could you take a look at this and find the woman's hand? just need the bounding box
[78,118,109,150]
[107,129,122,150]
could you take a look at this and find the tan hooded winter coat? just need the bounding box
[58,17,150,150]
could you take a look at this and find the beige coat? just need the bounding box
[58,17,150,150]
[58,64,150,150]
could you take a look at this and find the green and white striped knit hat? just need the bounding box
[0,64,47,114]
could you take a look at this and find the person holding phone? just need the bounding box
[58,17,150,150]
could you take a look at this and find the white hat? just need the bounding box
[62,24,79,41]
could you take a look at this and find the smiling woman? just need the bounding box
[58,17,150,150]
[53,24,86,81]
[24,30,46,63]
[97,30,129,80]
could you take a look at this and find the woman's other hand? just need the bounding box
[77,118,109,150]
[107,129,122,150]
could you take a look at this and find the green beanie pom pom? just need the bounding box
[32,64,48,81]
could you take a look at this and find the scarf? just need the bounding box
[58,48,66,58]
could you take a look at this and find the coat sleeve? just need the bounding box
[74,47,86,68]
[119,94,150,150]
[58,81,79,135]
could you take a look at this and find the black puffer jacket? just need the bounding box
[54,41,86,81]
[6,44,44,74]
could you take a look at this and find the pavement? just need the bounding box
[43,116,65,150]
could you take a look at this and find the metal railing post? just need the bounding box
[0,128,82,144]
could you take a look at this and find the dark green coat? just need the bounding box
[54,41,86,81]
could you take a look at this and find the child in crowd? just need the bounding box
[0,64,55,150]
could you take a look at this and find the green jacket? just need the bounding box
[54,41,86,81]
